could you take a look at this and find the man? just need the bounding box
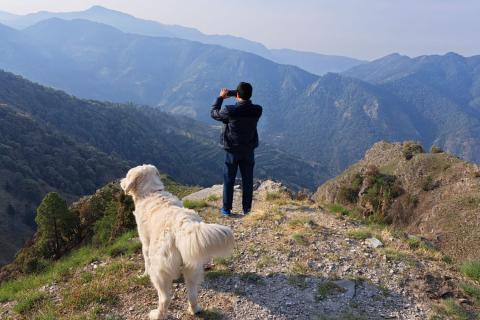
[211,82,263,216]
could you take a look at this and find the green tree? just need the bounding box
[35,192,79,258]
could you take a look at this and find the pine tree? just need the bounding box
[35,192,79,258]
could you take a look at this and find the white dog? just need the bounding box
[120,165,234,320]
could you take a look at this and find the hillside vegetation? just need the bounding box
[1,179,479,319]
[314,141,480,263]
[0,103,129,266]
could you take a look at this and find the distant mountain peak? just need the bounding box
[379,53,410,61]
[83,5,138,19]
[85,5,115,13]
[444,51,463,57]
[442,52,466,62]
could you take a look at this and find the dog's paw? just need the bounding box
[188,304,202,315]
[149,309,166,320]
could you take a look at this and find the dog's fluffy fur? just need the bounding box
[121,165,234,320]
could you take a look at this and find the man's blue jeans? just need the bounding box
[223,150,255,212]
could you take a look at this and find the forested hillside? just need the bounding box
[0,70,326,266]
[0,103,129,266]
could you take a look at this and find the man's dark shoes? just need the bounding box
[243,209,251,215]
[220,208,231,216]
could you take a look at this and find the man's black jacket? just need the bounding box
[211,97,263,153]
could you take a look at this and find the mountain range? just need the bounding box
[0,69,326,265]
[0,17,479,175]
[0,5,365,76]
[344,53,480,160]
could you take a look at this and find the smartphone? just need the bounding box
[227,90,237,97]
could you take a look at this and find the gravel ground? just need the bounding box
[105,184,447,320]
[3,182,475,320]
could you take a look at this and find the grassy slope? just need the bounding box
[1,187,479,319]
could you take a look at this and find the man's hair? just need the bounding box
[237,82,253,100]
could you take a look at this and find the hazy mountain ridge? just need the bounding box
[0,5,365,75]
[0,18,479,177]
[344,53,480,161]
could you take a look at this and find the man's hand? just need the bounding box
[219,88,230,99]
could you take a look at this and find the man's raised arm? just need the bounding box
[211,88,230,122]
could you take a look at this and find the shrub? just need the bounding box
[338,186,358,204]
[240,272,265,284]
[460,282,480,305]
[256,255,274,268]
[196,309,223,320]
[206,194,221,202]
[402,141,424,160]
[287,274,308,289]
[460,260,480,281]
[360,171,402,220]
[183,199,208,209]
[213,256,233,267]
[348,229,372,240]
[406,236,435,251]
[293,189,311,201]
[265,192,282,201]
[287,216,316,229]
[21,257,48,274]
[337,173,364,204]
[291,233,308,245]
[106,236,142,258]
[64,279,119,309]
[432,298,471,320]
[205,269,232,280]
[327,204,352,216]
[92,202,117,246]
[13,291,46,314]
[421,175,438,191]
[430,145,444,153]
[316,281,345,301]
[406,194,419,208]
[442,255,454,264]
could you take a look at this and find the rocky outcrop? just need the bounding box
[314,141,480,262]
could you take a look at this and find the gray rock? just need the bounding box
[255,180,290,199]
[182,184,239,201]
[365,237,384,248]
[334,279,356,300]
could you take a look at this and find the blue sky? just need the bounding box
[0,0,479,60]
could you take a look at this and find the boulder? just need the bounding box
[255,180,290,200]
[182,184,238,201]
[365,237,384,249]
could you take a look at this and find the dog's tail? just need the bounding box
[176,221,234,266]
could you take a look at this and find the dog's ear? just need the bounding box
[121,174,142,195]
